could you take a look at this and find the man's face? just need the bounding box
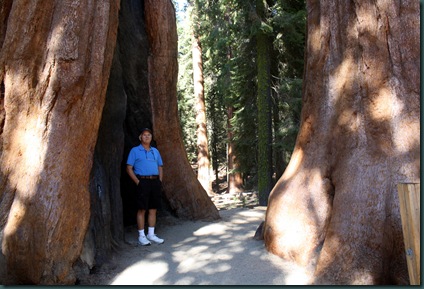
[140,131,152,143]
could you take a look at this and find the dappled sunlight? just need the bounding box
[284,265,313,285]
[101,207,310,285]
[173,245,209,259]
[381,88,419,158]
[234,209,265,220]
[331,56,359,133]
[268,167,332,263]
[350,269,375,285]
[174,253,232,274]
[111,259,169,285]
[308,17,323,59]
[336,107,359,132]
[367,86,393,122]
[172,236,197,247]
[284,219,307,244]
[7,117,46,196]
[392,118,419,155]
[193,223,227,236]
[279,147,304,183]
[306,168,334,242]
[2,198,26,238]
[2,112,47,243]
[329,56,355,102]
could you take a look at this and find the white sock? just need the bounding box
[138,230,145,237]
[148,227,155,236]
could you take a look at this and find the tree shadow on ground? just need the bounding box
[77,207,311,285]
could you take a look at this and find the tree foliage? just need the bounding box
[175,0,306,192]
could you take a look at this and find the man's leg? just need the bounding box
[147,209,157,237]
[137,209,146,230]
[147,209,157,227]
[137,209,151,245]
[145,180,164,244]
[146,209,164,244]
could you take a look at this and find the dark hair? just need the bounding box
[140,128,153,135]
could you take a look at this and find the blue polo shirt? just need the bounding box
[127,145,163,176]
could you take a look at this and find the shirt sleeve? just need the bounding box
[127,148,136,166]
[155,148,163,166]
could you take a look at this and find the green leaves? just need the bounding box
[176,0,306,191]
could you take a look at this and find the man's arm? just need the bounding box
[126,165,140,185]
[158,166,163,182]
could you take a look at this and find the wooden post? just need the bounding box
[397,183,420,285]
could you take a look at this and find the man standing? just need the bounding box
[126,128,165,245]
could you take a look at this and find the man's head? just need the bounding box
[139,128,153,143]
[140,128,153,135]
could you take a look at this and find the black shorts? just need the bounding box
[135,178,162,210]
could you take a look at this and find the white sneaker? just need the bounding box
[138,235,151,246]
[147,234,164,244]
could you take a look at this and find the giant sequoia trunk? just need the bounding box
[81,0,152,271]
[264,0,419,285]
[144,0,219,220]
[0,0,217,285]
[0,0,119,284]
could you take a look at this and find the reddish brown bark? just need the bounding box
[0,0,119,284]
[193,34,212,195]
[225,41,242,195]
[144,0,219,220]
[264,0,419,285]
[227,106,243,194]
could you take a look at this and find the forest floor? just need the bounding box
[77,186,313,286]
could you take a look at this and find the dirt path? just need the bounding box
[77,201,312,285]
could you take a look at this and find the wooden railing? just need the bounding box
[397,183,420,285]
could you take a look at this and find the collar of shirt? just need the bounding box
[138,145,151,152]
[138,145,156,160]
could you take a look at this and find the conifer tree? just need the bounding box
[191,0,212,194]
[256,0,274,205]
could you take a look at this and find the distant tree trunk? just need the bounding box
[270,43,284,181]
[0,0,119,284]
[192,34,212,195]
[264,0,419,285]
[224,36,243,195]
[256,0,273,205]
[144,0,219,220]
[272,96,285,180]
[209,100,221,192]
[227,106,243,194]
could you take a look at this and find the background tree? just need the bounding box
[176,0,305,195]
[145,0,219,220]
[175,3,197,164]
[264,0,419,284]
[271,0,305,179]
[191,0,212,195]
[255,0,274,205]
[204,0,243,194]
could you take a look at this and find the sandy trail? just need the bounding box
[78,206,311,285]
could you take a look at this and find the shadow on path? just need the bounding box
[78,207,311,285]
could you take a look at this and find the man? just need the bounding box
[126,128,164,245]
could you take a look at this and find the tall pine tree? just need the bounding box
[256,0,274,205]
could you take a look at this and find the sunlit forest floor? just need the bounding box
[73,170,315,285]
[211,190,259,210]
[78,206,310,285]
[210,170,259,211]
